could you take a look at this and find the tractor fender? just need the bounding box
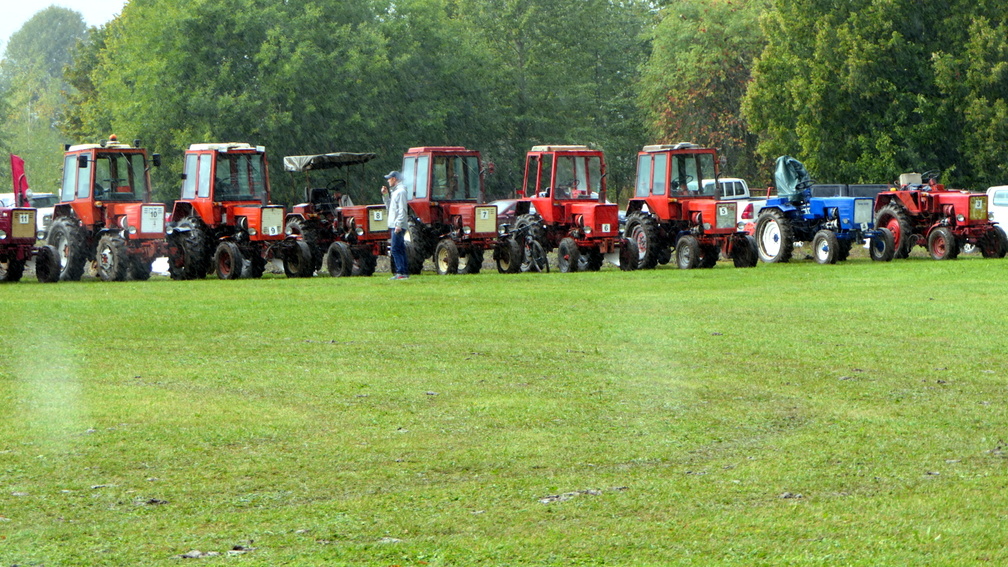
[625,200,647,215]
[515,201,532,216]
[53,204,78,221]
[171,202,195,222]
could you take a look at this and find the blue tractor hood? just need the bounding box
[774,156,813,203]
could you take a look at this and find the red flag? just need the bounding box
[10,154,29,207]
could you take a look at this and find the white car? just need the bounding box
[988,186,1008,230]
[0,191,56,237]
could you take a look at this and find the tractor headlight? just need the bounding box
[0,230,7,239]
[703,222,712,230]
[128,226,137,235]
[249,228,258,236]
[37,230,46,240]
[285,225,294,235]
[498,225,507,236]
[463,226,472,235]
[583,226,592,234]
[737,222,745,231]
[956,214,965,222]
[355,227,364,236]
[990,212,995,221]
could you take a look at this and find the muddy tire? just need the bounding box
[582,248,604,271]
[869,228,896,262]
[618,237,639,271]
[284,240,315,277]
[927,227,957,260]
[624,211,660,269]
[168,216,210,280]
[326,241,353,277]
[286,217,323,271]
[434,239,460,275]
[979,226,1008,258]
[0,257,25,282]
[656,245,672,265]
[557,237,580,273]
[96,235,130,281]
[351,247,377,276]
[812,230,840,264]
[732,235,758,268]
[47,216,88,281]
[676,235,700,269]
[755,209,793,263]
[460,248,483,274]
[875,203,913,259]
[214,241,244,279]
[496,238,522,274]
[35,245,60,283]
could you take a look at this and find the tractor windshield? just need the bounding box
[93,152,149,201]
[553,155,602,200]
[215,152,268,202]
[430,155,481,201]
[669,152,717,197]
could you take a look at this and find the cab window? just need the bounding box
[635,155,651,198]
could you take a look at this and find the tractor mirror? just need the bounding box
[152,154,162,167]
[78,155,88,168]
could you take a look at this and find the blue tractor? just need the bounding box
[754,156,895,264]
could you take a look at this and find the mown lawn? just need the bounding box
[1,252,1006,566]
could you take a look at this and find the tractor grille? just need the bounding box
[262,206,284,236]
[474,206,497,234]
[854,199,873,225]
[140,205,165,234]
[12,209,36,239]
[715,202,736,230]
[969,196,987,221]
[368,206,388,232]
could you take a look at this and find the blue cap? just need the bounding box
[384,171,401,180]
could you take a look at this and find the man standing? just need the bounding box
[381,171,410,279]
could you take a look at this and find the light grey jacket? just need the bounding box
[383,182,409,230]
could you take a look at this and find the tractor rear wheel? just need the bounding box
[875,203,913,258]
[496,238,522,274]
[869,228,896,261]
[618,237,639,271]
[755,209,793,263]
[434,239,460,275]
[34,245,60,283]
[732,235,759,268]
[460,248,483,274]
[624,212,660,269]
[514,214,547,250]
[557,237,580,272]
[286,218,323,271]
[214,241,244,279]
[168,216,210,280]
[676,235,700,269]
[927,227,957,260]
[96,235,129,281]
[47,216,87,281]
[326,241,353,277]
[979,226,1008,258]
[350,247,376,276]
[812,230,840,264]
[284,240,315,277]
[698,244,719,268]
[0,257,25,282]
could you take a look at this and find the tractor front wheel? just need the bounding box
[0,257,25,282]
[326,241,353,277]
[557,237,580,273]
[96,235,129,281]
[979,226,1008,258]
[351,247,377,276]
[214,241,244,279]
[434,239,460,275]
[618,238,638,271]
[47,217,87,281]
[34,245,60,283]
[812,230,840,264]
[869,228,896,261]
[284,240,315,277]
[676,235,700,269]
[522,240,549,273]
[698,244,719,268]
[927,227,957,260]
[624,211,660,269]
[496,238,522,274]
[754,209,794,263]
[732,235,759,268]
[286,218,323,271]
[875,203,914,258]
[168,216,210,280]
[460,248,483,274]
[130,256,153,280]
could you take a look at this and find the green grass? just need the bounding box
[2,253,1007,565]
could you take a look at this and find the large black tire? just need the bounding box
[698,243,719,268]
[514,214,547,250]
[47,216,88,281]
[978,226,1008,258]
[286,217,323,271]
[618,238,639,271]
[754,209,794,263]
[656,245,672,265]
[875,203,914,259]
[811,230,840,264]
[167,216,210,280]
[35,245,60,283]
[326,241,353,277]
[434,239,460,275]
[732,235,758,268]
[214,241,244,279]
[582,248,604,271]
[130,256,153,281]
[836,238,852,262]
[350,247,377,276]
[96,235,130,282]
[624,211,661,269]
[0,257,25,282]
[403,239,425,275]
[557,237,580,273]
[495,238,522,274]
[284,240,315,277]
[927,227,957,260]
[524,240,549,272]
[676,235,700,269]
[405,220,433,267]
[460,248,483,274]
[869,228,896,262]
[243,252,267,278]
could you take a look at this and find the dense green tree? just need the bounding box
[638,0,767,182]
[0,6,87,190]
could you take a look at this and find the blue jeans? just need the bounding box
[391,229,408,275]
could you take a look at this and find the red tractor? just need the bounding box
[874,172,1007,260]
[397,146,503,275]
[2,156,58,283]
[166,143,289,279]
[283,152,389,277]
[623,143,757,269]
[512,145,637,272]
[46,137,167,281]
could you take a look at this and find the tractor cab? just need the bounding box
[284,152,376,216]
[518,145,617,234]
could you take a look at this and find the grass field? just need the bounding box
[2,251,1007,565]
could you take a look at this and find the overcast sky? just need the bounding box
[1,1,127,54]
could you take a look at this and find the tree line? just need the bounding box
[2,0,1008,206]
